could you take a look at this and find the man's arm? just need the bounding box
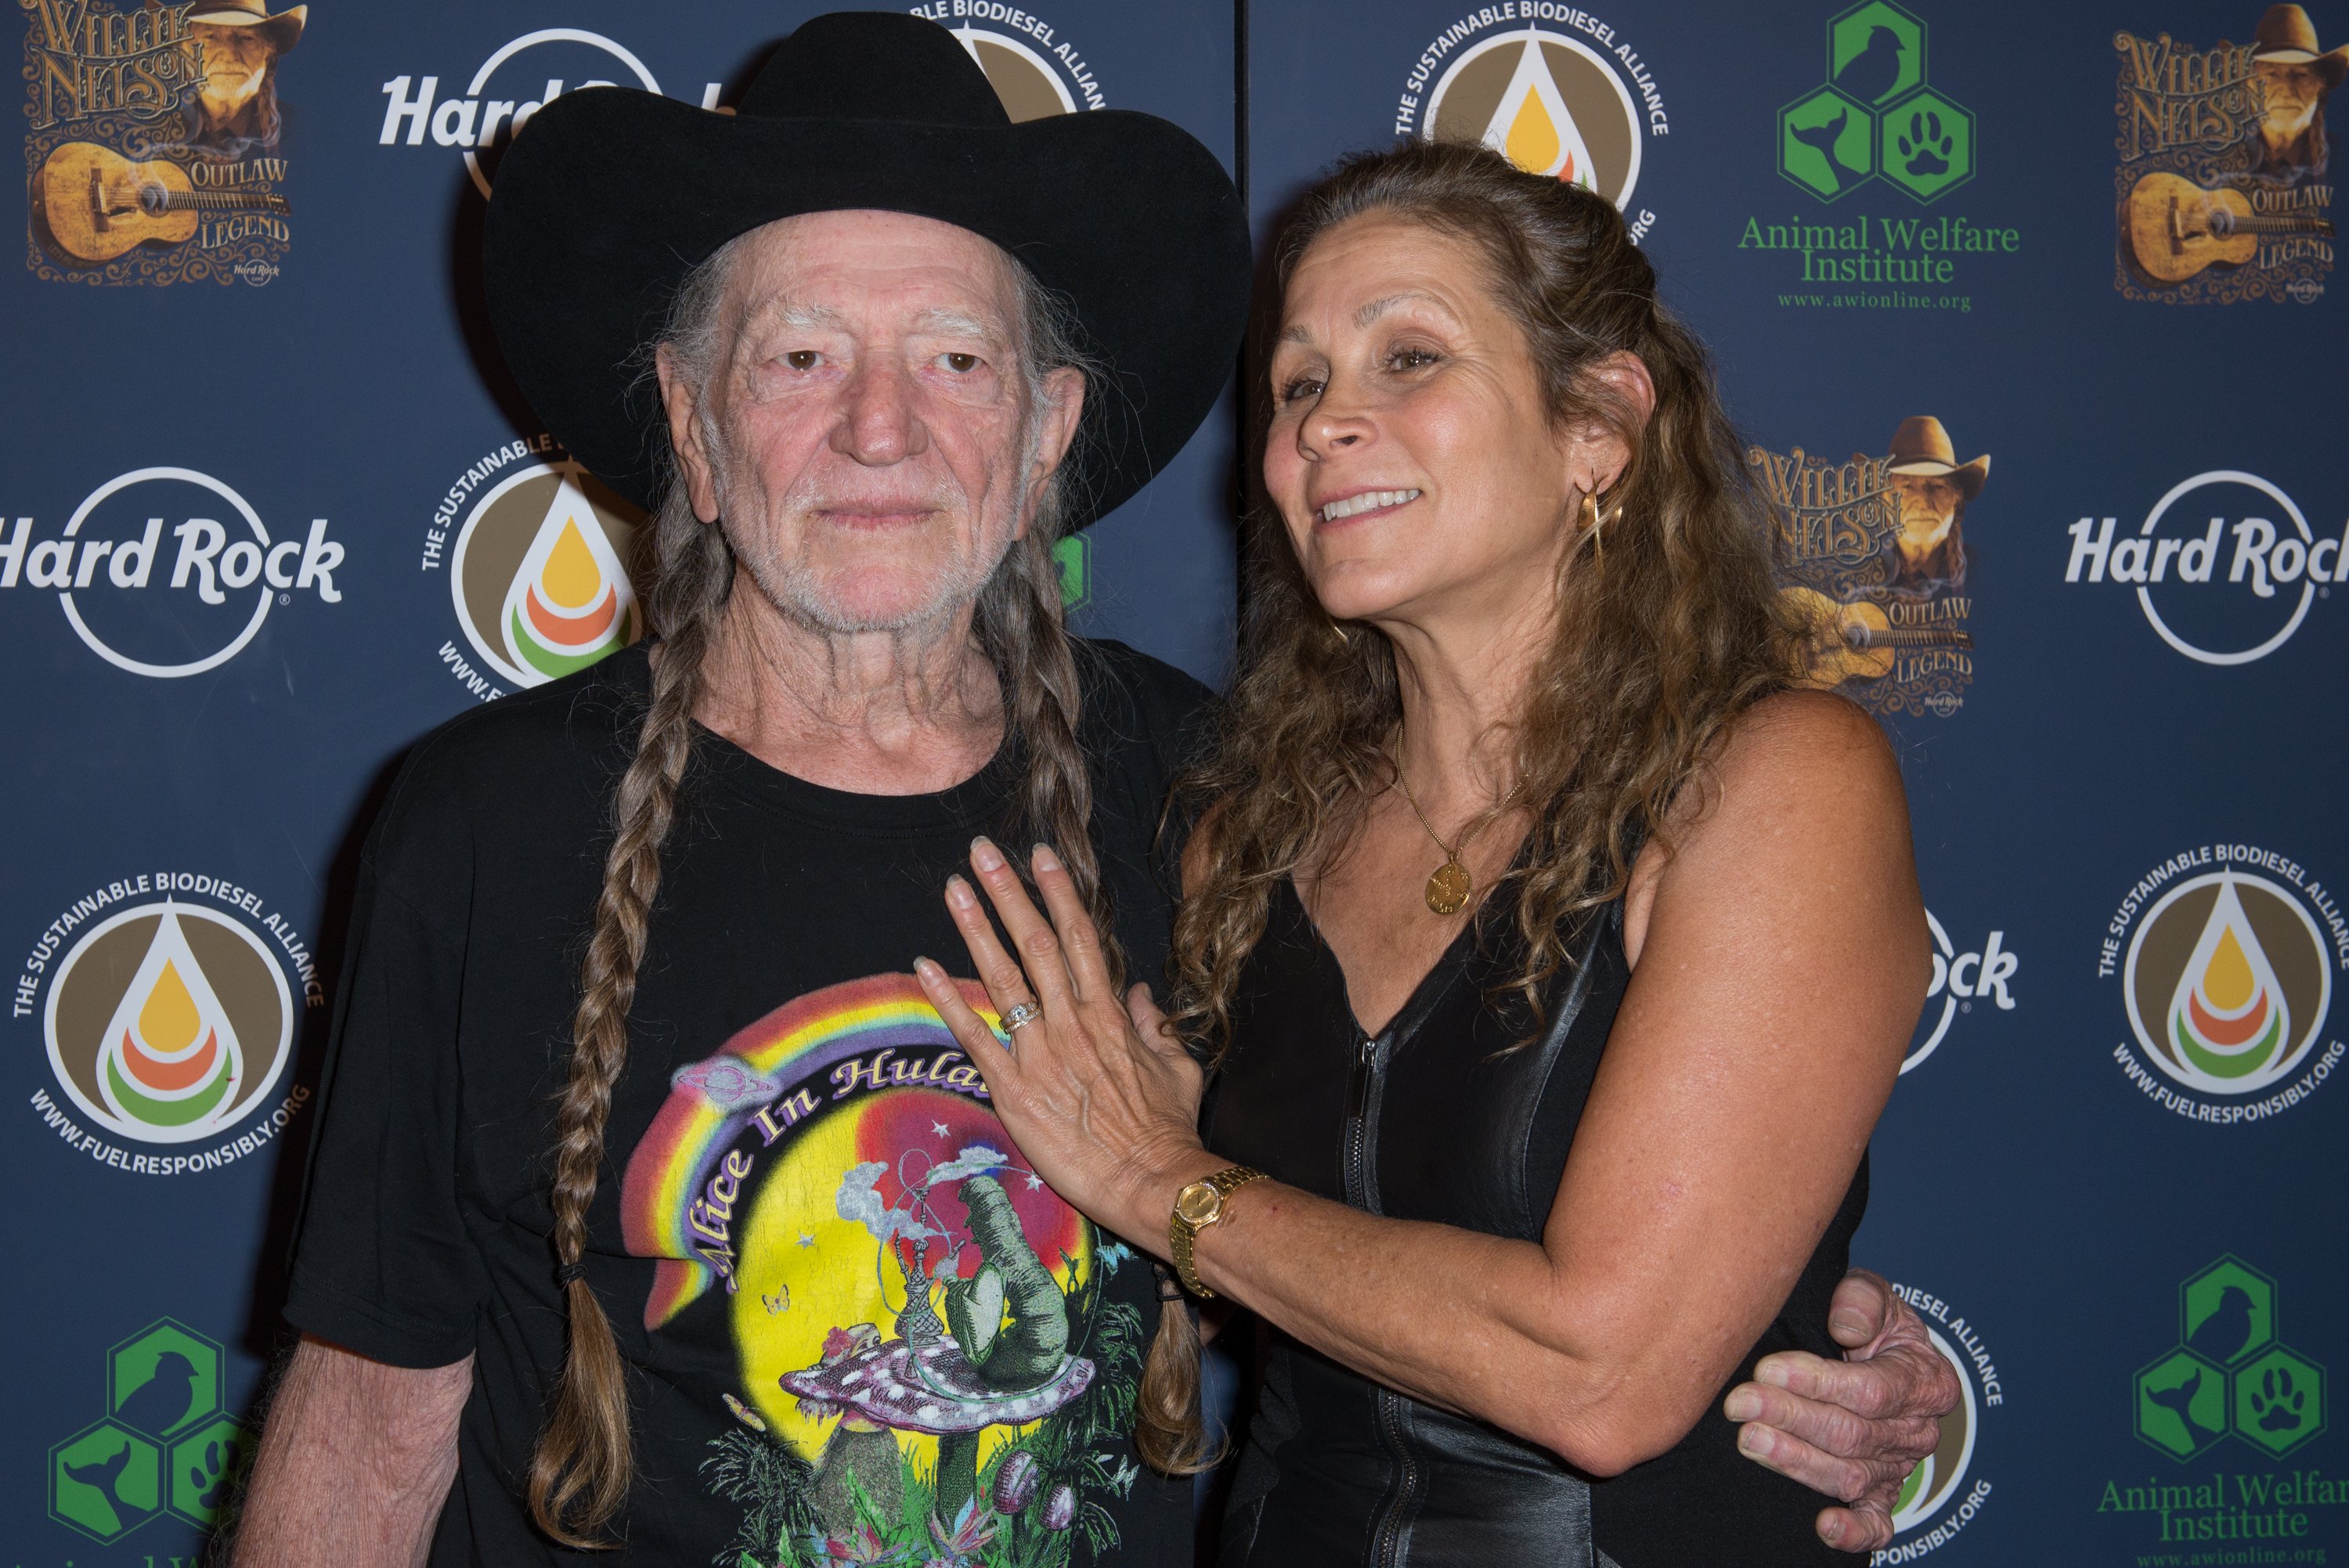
[232,1336,471,1568]
[1724,1269,1963,1552]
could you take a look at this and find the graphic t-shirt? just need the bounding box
[284,639,1209,1568]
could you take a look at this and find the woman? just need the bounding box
[912,140,1929,1566]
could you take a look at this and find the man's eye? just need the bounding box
[783,350,821,370]
[941,352,980,373]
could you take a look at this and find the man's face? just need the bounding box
[1888,471,1964,550]
[2253,59,2329,139]
[662,210,1081,636]
[191,23,274,109]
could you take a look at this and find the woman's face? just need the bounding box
[1264,212,1588,633]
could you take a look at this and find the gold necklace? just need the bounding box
[1394,750,1524,916]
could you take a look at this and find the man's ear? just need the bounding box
[655,344,723,524]
[1017,366,1088,539]
[1576,350,1658,496]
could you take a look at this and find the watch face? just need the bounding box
[1174,1181,1222,1226]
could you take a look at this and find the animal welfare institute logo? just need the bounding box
[2099,845,2346,1122]
[1905,910,2019,1073]
[1877,1281,2001,1563]
[2104,1257,2343,1552]
[47,1317,252,1544]
[1748,414,1985,718]
[424,442,644,700]
[2066,470,2343,665]
[24,0,302,286]
[14,872,319,1174]
[0,467,344,677]
[1744,3,2023,312]
[2113,6,2340,305]
[1394,6,1670,243]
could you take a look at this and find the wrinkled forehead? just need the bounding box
[720,210,1025,342]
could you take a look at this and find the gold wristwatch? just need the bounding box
[1169,1165,1265,1298]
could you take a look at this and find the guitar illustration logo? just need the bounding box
[1750,415,1985,719]
[23,0,303,286]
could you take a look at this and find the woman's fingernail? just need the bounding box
[1032,843,1063,873]
[913,956,940,982]
[970,836,1005,871]
[945,876,976,910]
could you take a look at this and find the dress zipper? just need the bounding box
[1346,1026,1416,1567]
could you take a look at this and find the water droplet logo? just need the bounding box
[450,460,644,689]
[2127,872,2331,1095]
[46,902,292,1145]
[1425,25,1644,205]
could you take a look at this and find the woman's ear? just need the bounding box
[1579,350,1658,496]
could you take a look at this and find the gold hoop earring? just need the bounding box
[1327,618,1352,648]
[1581,490,1604,565]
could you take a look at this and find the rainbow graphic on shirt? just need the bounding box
[620,972,1013,1330]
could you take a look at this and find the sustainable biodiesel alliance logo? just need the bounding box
[423,443,644,700]
[16,872,319,1173]
[1745,4,2022,312]
[2066,470,2343,665]
[0,467,344,677]
[1876,1281,2001,1563]
[1394,7,1670,242]
[2100,845,2345,1120]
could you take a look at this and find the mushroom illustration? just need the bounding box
[785,1173,1094,1527]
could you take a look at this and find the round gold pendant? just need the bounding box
[1424,860,1471,916]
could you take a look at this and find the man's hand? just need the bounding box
[1723,1268,1960,1553]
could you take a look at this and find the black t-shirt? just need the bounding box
[285,638,1211,1567]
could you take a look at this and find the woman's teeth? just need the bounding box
[1319,488,1420,523]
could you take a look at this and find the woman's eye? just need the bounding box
[1278,376,1326,403]
[784,350,821,371]
[1387,348,1440,371]
[942,352,980,373]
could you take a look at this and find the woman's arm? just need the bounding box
[917,689,1925,1476]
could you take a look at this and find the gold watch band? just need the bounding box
[1170,1165,1264,1299]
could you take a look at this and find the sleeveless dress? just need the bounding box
[1206,880,1867,1568]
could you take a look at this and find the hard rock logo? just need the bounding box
[45,900,292,1145]
[446,460,644,695]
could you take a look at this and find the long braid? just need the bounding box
[529,243,740,1547]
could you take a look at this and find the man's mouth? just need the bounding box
[1316,488,1421,525]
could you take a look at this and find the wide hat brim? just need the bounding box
[1888,454,1989,499]
[484,74,1249,523]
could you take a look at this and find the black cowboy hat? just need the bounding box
[483,11,1250,523]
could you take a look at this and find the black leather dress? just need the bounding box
[1207,881,1866,1568]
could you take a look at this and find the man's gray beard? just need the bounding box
[715,470,1009,638]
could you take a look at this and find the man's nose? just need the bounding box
[832,358,929,466]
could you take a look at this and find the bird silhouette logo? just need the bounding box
[115,1349,202,1438]
[1834,23,1907,103]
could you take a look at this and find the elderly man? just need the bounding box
[235,15,1950,1565]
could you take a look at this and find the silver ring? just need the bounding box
[1001,1001,1043,1033]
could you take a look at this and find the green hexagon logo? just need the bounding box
[2136,1348,2230,1461]
[1052,532,1092,612]
[110,1317,221,1441]
[1879,88,1975,202]
[2234,1346,2326,1458]
[1780,87,1876,200]
[1828,1,1925,105]
[2182,1256,2276,1366]
[50,1419,162,1541]
[168,1413,254,1527]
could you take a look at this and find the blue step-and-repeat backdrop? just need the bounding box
[5,1,2343,1562]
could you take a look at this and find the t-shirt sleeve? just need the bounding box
[282,748,486,1368]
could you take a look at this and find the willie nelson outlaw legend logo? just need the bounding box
[1394,8,1670,243]
[2114,5,2341,303]
[23,0,301,285]
[1749,415,1984,719]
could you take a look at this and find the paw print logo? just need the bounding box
[1877,88,1973,202]
[1898,109,1953,175]
[2232,1347,2326,1458]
